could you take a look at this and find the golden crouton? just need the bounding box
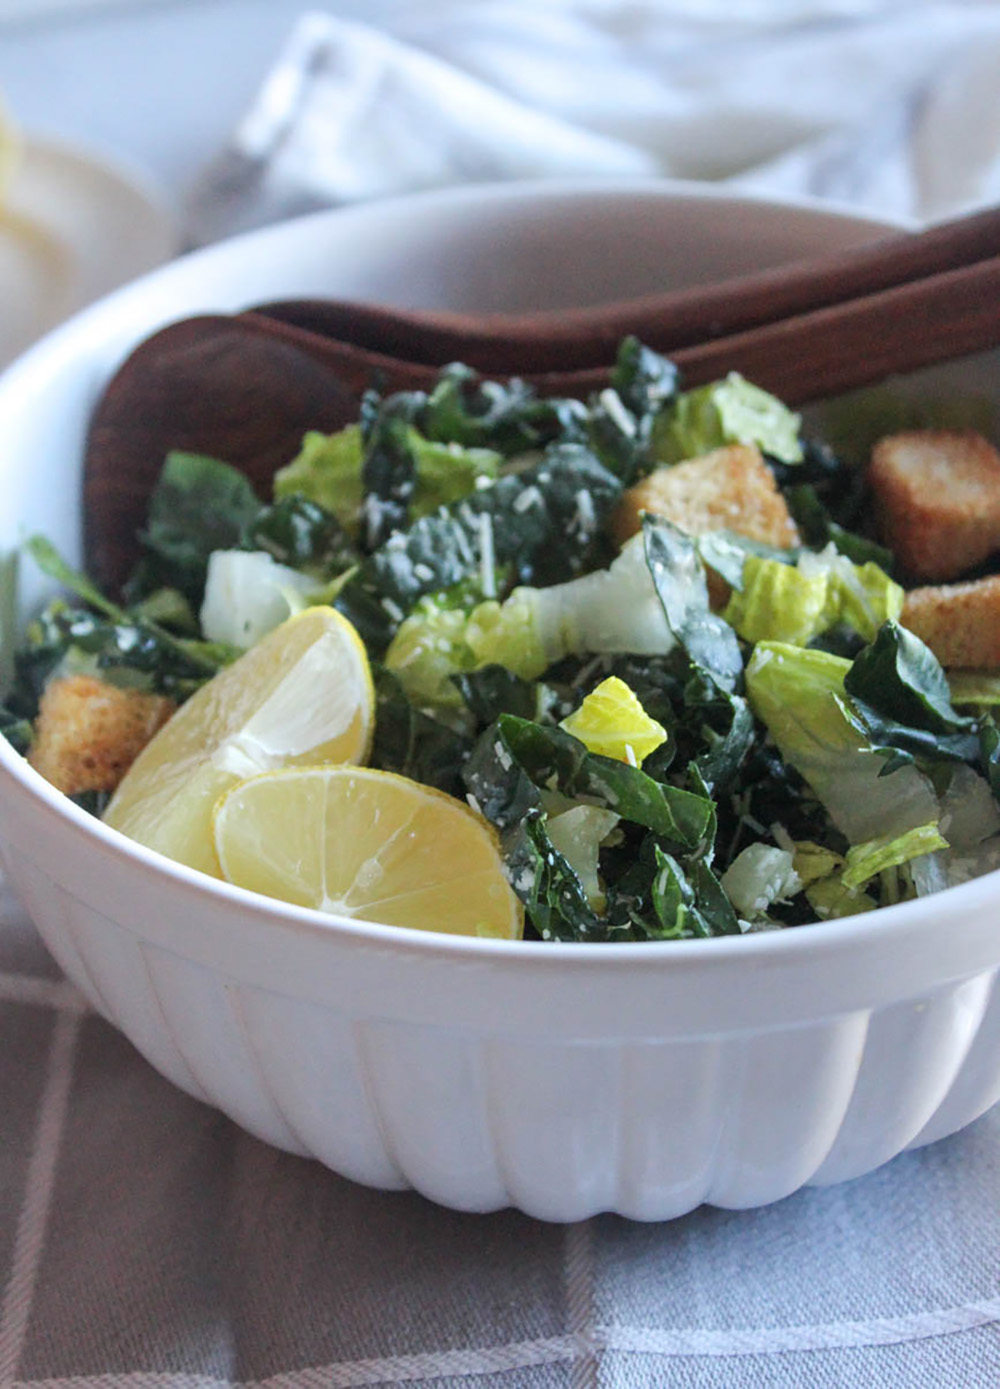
[902,575,1000,669]
[28,675,175,796]
[611,444,800,551]
[611,444,799,605]
[868,430,1000,582]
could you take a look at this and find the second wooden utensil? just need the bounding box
[252,203,1000,375]
[83,206,1000,595]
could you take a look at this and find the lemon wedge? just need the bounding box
[213,766,524,939]
[104,607,374,876]
[560,675,667,766]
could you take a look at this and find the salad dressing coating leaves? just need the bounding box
[7,338,1000,938]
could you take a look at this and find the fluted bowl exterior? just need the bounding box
[2,180,998,1221]
[3,782,1000,1223]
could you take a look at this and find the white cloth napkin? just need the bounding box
[184,0,1000,245]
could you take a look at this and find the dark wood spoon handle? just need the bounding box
[253,203,1000,375]
[246,249,1000,407]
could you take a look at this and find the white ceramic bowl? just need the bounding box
[2,180,1000,1224]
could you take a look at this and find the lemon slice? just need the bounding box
[105,607,373,876]
[560,675,667,766]
[213,766,524,939]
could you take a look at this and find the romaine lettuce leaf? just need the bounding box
[722,557,828,646]
[788,835,879,919]
[276,416,501,553]
[720,843,801,920]
[841,822,949,891]
[898,765,1000,897]
[695,530,796,593]
[199,550,321,650]
[815,552,903,642]
[791,840,843,886]
[559,675,668,766]
[273,426,365,537]
[404,433,501,508]
[361,411,503,547]
[384,598,479,710]
[721,547,902,647]
[925,838,1000,891]
[745,642,940,845]
[498,532,676,666]
[805,876,877,920]
[463,594,549,680]
[547,803,621,911]
[601,650,754,794]
[938,763,1000,850]
[653,372,803,466]
[385,516,747,715]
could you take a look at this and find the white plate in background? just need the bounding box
[0,133,176,369]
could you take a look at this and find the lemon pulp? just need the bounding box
[104,607,374,876]
[213,765,524,940]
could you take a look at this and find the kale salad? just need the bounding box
[6,337,1000,942]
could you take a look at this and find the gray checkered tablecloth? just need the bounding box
[2,868,999,1388]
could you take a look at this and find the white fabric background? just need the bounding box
[5,2,1000,235]
[185,1,1000,238]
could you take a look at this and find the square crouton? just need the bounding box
[610,444,800,605]
[868,430,1000,582]
[28,675,175,796]
[902,575,1000,669]
[610,444,800,551]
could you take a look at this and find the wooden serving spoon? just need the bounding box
[84,205,1000,595]
[252,203,1000,375]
